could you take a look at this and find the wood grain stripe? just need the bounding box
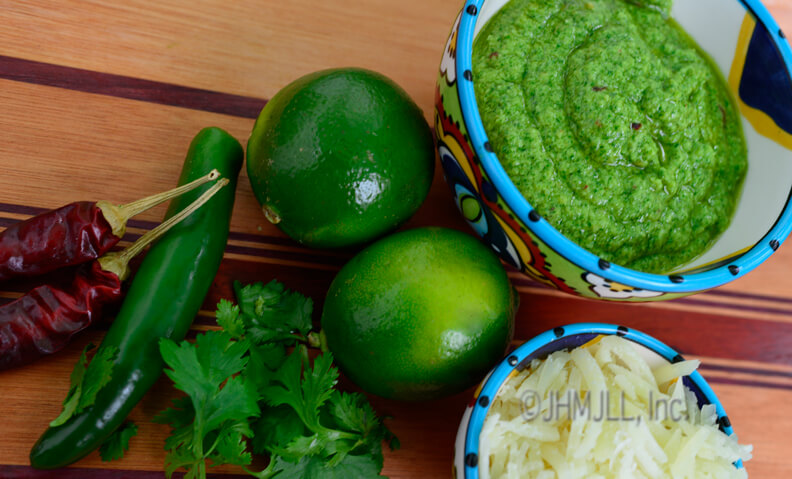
[706,287,792,305]
[0,203,45,216]
[699,362,792,379]
[701,376,792,391]
[507,274,792,311]
[2,202,792,313]
[0,55,266,119]
[0,205,336,252]
[675,296,792,318]
[0,465,246,478]
[3,202,792,366]
[11,253,785,368]
[511,292,792,366]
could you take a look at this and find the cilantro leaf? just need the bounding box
[99,421,138,461]
[158,282,396,479]
[50,344,91,427]
[158,331,260,479]
[154,396,196,452]
[264,350,337,432]
[160,331,249,397]
[216,299,245,339]
[264,453,385,479]
[50,343,118,427]
[328,391,379,436]
[327,391,399,453]
[233,280,314,344]
[78,345,119,410]
[162,446,199,479]
[204,374,259,434]
[263,351,382,467]
[272,428,362,467]
[251,405,305,456]
[245,342,287,396]
[210,420,254,466]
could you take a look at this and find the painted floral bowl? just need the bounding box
[452,323,745,478]
[435,0,792,301]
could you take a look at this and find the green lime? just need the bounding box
[246,68,435,248]
[320,227,517,401]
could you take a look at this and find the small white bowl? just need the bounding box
[453,323,743,478]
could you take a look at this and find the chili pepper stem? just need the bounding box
[97,169,220,238]
[98,178,229,281]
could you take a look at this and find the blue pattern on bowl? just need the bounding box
[436,0,792,301]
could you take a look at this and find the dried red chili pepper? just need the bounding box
[0,169,219,282]
[0,177,228,370]
[0,261,121,369]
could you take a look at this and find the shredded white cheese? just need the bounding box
[480,336,752,479]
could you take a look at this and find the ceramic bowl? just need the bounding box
[452,323,743,478]
[435,0,792,301]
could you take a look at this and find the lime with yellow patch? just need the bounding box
[320,227,517,401]
[246,68,435,249]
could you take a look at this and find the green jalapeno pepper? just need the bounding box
[29,127,243,469]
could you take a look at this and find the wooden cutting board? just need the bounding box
[0,1,791,477]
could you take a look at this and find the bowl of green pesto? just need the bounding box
[435,0,792,301]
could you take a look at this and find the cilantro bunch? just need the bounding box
[155,280,398,479]
[49,343,138,461]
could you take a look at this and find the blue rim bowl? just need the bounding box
[439,0,792,297]
[454,323,743,478]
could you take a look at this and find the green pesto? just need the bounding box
[473,0,747,273]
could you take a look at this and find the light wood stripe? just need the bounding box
[0,0,457,119]
[0,1,791,477]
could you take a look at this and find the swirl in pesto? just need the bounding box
[473,0,747,273]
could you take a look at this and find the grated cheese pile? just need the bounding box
[480,336,752,479]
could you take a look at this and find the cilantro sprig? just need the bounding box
[157,280,397,479]
[51,343,119,427]
[99,421,138,461]
[51,342,139,463]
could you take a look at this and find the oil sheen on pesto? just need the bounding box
[473,0,747,273]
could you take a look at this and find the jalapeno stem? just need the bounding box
[97,169,220,237]
[98,178,229,280]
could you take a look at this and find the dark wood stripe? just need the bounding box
[678,296,792,317]
[0,55,267,119]
[0,203,45,216]
[224,242,346,267]
[4,258,792,376]
[3,219,792,317]
[511,292,792,366]
[3,204,792,368]
[0,217,21,227]
[0,465,246,478]
[119,230,346,267]
[0,229,346,278]
[208,258,792,367]
[705,287,792,306]
[699,362,792,379]
[1,209,346,256]
[0,213,350,267]
[509,273,792,314]
[705,376,792,391]
[4,203,791,308]
[3,205,792,311]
